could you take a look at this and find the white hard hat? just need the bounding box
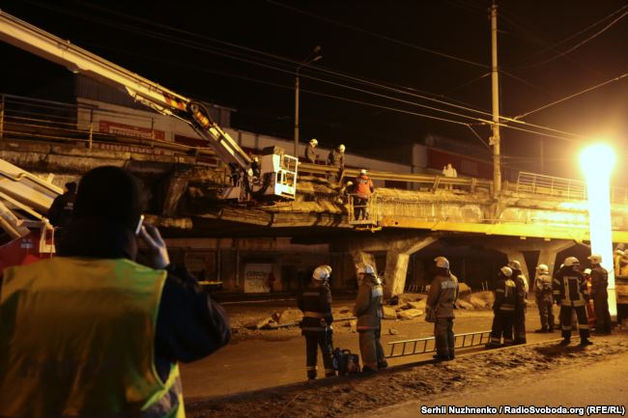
[537,264,549,274]
[313,265,330,281]
[360,169,367,175]
[588,254,602,264]
[346,181,353,186]
[508,260,521,270]
[564,256,580,267]
[338,144,345,152]
[310,138,318,146]
[434,256,450,270]
[356,263,376,275]
[500,266,513,277]
[583,268,592,275]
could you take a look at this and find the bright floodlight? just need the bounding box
[580,143,617,320]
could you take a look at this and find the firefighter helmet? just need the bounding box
[434,256,450,270]
[338,144,346,152]
[500,266,513,277]
[564,256,580,267]
[536,264,549,274]
[356,263,376,275]
[587,254,602,264]
[508,260,521,270]
[309,138,318,146]
[313,265,330,281]
[583,268,592,276]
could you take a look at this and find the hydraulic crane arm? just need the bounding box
[0,10,252,170]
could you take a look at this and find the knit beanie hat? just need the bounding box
[73,166,145,231]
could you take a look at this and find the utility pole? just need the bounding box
[294,76,300,156]
[294,46,322,157]
[490,1,502,195]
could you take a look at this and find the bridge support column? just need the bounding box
[345,234,436,298]
[538,241,576,273]
[383,236,438,298]
[496,240,575,282]
[384,251,410,297]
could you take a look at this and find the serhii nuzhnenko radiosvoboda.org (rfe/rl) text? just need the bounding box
[420,405,626,415]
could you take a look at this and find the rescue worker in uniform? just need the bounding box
[353,263,387,372]
[509,260,528,344]
[427,256,459,360]
[305,138,319,163]
[553,257,593,346]
[588,254,612,334]
[486,266,516,347]
[534,264,554,333]
[298,265,335,380]
[0,166,231,418]
[326,144,346,183]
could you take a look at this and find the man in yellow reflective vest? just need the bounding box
[0,166,231,418]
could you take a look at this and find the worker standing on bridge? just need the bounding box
[353,169,374,221]
[326,144,346,183]
[589,254,612,335]
[486,266,516,348]
[298,265,336,380]
[353,263,386,372]
[534,264,555,333]
[509,260,528,344]
[553,257,593,346]
[0,166,231,418]
[427,256,459,360]
[306,138,319,163]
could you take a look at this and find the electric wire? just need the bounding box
[265,0,489,69]
[14,1,598,144]
[511,4,628,65]
[515,9,628,69]
[515,73,628,120]
[28,0,501,121]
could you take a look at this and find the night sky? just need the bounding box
[1,0,627,178]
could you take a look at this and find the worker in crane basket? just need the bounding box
[0,166,230,418]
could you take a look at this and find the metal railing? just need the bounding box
[387,330,491,358]
[516,171,628,204]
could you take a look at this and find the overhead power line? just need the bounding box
[515,73,628,120]
[16,1,594,144]
[515,9,628,69]
[265,0,489,69]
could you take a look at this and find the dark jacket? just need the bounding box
[590,265,608,298]
[511,269,528,308]
[427,272,459,319]
[59,217,231,381]
[494,275,517,312]
[353,274,383,330]
[553,266,589,307]
[327,150,345,168]
[305,144,318,163]
[298,280,333,333]
[46,191,76,228]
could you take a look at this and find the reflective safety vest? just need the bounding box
[0,257,184,418]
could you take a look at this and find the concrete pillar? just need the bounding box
[350,250,377,274]
[161,168,191,217]
[538,242,575,274]
[383,236,437,298]
[344,234,437,297]
[384,251,410,296]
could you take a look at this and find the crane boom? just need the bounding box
[0,10,254,170]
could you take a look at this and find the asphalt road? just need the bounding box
[354,350,628,418]
[181,302,560,400]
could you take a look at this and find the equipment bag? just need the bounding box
[333,348,361,376]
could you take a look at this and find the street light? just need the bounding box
[294,46,322,156]
[579,143,617,321]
